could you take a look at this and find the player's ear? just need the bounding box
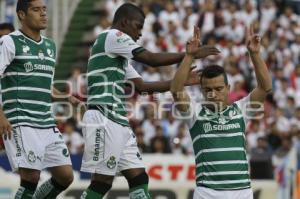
[17,11,26,21]
[121,18,129,29]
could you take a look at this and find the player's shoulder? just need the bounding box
[0,31,17,46]
[106,29,131,41]
[42,36,56,47]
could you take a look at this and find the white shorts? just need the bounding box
[193,186,253,199]
[80,110,145,176]
[3,126,71,172]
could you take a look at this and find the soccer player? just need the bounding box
[170,26,272,199]
[80,3,220,199]
[0,0,78,198]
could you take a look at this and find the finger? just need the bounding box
[193,26,197,40]
[195,26,200,40]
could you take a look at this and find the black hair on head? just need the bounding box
[200,65,228,85]
[112,3,145,24]
[16,0,35,13]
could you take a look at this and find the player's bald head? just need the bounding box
[112,3,145,25]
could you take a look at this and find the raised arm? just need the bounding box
[170,27,220,112]
[246,24,272,106]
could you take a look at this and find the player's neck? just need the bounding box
[20,26,41,42]
[111,24,124,32]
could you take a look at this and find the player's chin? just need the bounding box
[39,24,48,30]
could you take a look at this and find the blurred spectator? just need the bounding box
[67,67,86,100]
[247,120,265,151]
[150,126,172,153]
[171,123,193,155]
[0,23,15,38]
[135,126,151,153]
[93,17,111,38]
[62,119,84,155]
[250,136,273,179]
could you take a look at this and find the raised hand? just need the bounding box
[186,26,220,58]
[246,23,261,54]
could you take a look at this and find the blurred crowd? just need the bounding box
[66,0,300,161]
[2,0,300,179]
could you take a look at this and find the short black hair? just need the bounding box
[112,3,145,24]
[16,0,35,13]
[0,23,15,32]
[200,65,228,85]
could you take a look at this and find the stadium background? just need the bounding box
[0,0,300,198]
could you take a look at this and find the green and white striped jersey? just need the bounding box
[87,29,144,126]
[180,96,252,190]
[0,30,56,128]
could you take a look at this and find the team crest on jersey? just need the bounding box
[107,156,116,169]
[38,50,45,60]
[28,151,36,163]
[24,62,34,72]
[45,41,51,47]
[22,45,30,54]
[47,49,54,58]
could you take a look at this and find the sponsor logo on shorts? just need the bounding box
[13,131,22,157]
[136,152,142,160]
[93,128,105,161]
[28,151,36,163]
[107,156,116,169]
[62,148,70,157]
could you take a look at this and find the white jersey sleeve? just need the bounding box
[105,30,143,59]
[125,64,141,80]
[0,35,15,75]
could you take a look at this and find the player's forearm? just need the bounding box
[249,52,272,93]
[130,78,171,94]
[170,55,194,94]
[145,52,185,66]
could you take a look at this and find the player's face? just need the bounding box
[125,16,144,42]
[201,75,230,110]
[23,0,48,30]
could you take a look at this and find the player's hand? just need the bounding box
[0,112,13,140]
[184,66,201,86]
[186,26,220,58]
[246,23,261,54]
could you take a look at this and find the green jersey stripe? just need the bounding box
[88,93,122,103]
[87,67,125,76]
[2,87,51,94]
[90,82,124,93]
[3,99,51,107]
[9,116,54,122]
[89,52,106,61]
[15,55,55,63]
[4,108,52,116]
[197,160,248,167]
[2,72,52,78]
[199,179,250,185]
[193,132,243,144]
[196,147,244,159]
[11,122,55,128]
